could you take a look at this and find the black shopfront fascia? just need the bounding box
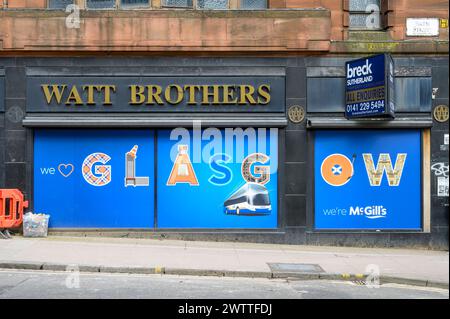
[23,67,287,127]
[22,67,288,233]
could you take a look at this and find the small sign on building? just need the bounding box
[345,54,395,119]
[406,18,440,37]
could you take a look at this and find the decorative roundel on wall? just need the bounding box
[288,105,305,124]
[433,105,449,123]
[5,105,24,124]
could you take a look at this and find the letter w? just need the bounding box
[363,153,407,186]
[41,85,66,104]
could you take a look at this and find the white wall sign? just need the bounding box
[406,18,440,36]
[437,177,449,197]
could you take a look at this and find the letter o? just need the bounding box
[165,85,183,105]
[320,154,354,187]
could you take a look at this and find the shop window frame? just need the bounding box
[29,127,283,231]
[306,128,430,233]
[24,64,286,232]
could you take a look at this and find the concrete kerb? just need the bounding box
[42,262,70,271]
[426,281,450,290]
[99,266,157,275]
[380,276,449,290]
[0,261,43,270]
[0,261,448,289]
[272,272,320,280]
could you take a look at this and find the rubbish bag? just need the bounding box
[23,212,50,238]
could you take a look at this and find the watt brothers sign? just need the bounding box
[26,77,285,113]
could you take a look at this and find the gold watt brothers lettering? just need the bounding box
[40,84,271,106]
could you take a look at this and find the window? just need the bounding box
[162,0,193,8]
[349,0,380,11]
[52,0,267,10]
[48,0,74,9]
[121,0,150,7]
[86,0,116,9]
[307,77,432,113]
[240,0,267,9]
[197,0,228,9]
[307,78,346,112]
[348,0,382,30]
[395,77,432,112]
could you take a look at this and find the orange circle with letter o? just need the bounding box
[321,154,354,187]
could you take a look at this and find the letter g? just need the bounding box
[82,153,112,187]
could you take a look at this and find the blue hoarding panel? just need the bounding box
[314,130,421,230]
[157,128,278,228]
[34,129,154,228]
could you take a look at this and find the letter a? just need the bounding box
[167,145,199,186]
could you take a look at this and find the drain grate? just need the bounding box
[267,263,324,273]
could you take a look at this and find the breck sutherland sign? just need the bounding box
[26,77,285,113]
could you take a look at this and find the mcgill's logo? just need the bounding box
[347,59,373,79]
[349,206,387,219]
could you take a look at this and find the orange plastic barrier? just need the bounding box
[0,189,28,229]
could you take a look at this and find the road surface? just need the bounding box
[0,269,447,299]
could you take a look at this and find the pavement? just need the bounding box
[0,236,448,288]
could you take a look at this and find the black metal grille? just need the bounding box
[240,0,267,9]
[197,0,228,9]
[121,0,150,6]
[162,0,193,7]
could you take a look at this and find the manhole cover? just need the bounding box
[267,263,324,273]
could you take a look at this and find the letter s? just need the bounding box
[257,85,271,104]
[209,153,232,186]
